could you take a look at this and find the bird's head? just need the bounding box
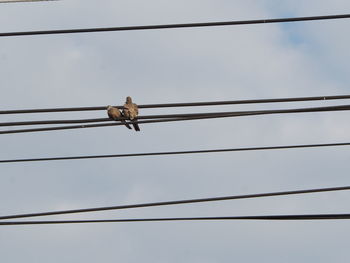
[126,96,132,103]
[107,105,112,110]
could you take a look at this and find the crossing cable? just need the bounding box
[0,104,350,134]
[0,112,252,126]
[0,186,349,220]
[1,14,350,37]
[1,104,350,127]
[0,0,58,3]
[1,142,350,164]
[1,94,350,115]
[1,214,350,225]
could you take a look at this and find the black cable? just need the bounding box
[0,112,242,127]
[1,104,350,134]
[1,214,350,225]
[2,104,350,127]
[0,118,111,127]
[0,116,232,134]
[1,14,350,37]
[0,112,258,126]
[1,142,350,164]
[2,94,350,114]
[0,186,349,220]
[0,0,59,3]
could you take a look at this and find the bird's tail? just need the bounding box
[132,119,140,131]
[121,120,132,129]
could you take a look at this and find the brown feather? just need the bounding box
[107,106,132,129]
[123,97,141,131]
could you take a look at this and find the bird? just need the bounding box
[122,96,140,131]
[107,105,132,130]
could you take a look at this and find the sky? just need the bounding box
[0,0,350,262]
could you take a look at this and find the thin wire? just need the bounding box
[1,104,350,134]
[1,141,350,164]
[1,14,350,37]
[0,118,111,126]
[1,94,350,114]
[0,112,243,127]
[0,186,349,220]
[0,0,58,3]
[1,104,350,127]
[1,214,350,225]
[0,115,237,134]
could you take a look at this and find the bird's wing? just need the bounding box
[107,108,116,120]
[133,103,139,115]
[122,104,129,117]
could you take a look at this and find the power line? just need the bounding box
[0,186,349,220]
[1,104,350,127]
[0,112,245,127]
[0,116,230,134]
[1,104,350,134]
[1,14,350,37]
[0,0,58,3]
[1,141,350,164]
[0,118,111,127]
[2,94,350,114]
[1,214,350,225]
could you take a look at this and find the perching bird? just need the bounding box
[107,105,132,130]
[122,96,140,131]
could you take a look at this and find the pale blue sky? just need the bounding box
[0,1,350,262]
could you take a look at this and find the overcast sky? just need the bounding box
[0,1,350,262]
